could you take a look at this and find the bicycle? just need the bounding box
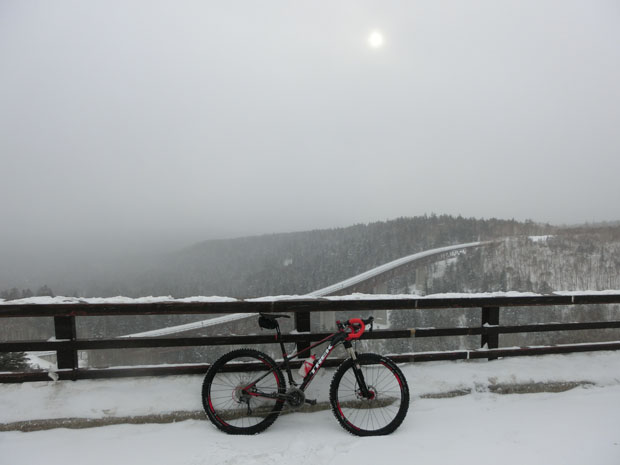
[201,313,409,436]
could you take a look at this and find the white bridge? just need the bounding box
[125,240,497,337]
[309,241,493,297]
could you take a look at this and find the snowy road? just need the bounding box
[2,351,620,464]
[1,385,619,465]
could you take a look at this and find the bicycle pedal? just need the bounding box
[305,398,317,406]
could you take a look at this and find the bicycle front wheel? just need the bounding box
[330,353,409,436]
[202,348,285,435]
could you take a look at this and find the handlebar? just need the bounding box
[337,316,374,341]
[361,316,374,326]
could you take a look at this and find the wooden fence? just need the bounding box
[1,293,620,383]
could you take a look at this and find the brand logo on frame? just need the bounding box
[308,344,333,378]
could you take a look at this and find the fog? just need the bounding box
[1,1,619,287]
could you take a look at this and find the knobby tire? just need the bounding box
[202,348,285,435]
[329,353,409,436]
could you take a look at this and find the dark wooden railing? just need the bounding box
[1,293,620,383]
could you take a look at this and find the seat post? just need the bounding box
[294,311,311,358]
[275,322,297,385]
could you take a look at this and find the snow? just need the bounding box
[326,291,543,300]
[25,353,56,371]
[7,290,619,308]
[529,235,554,242]
[554,290,620,296]
[246,295,314,302]
[4,350,618,423]
[1,387,619,465]
[1,351,620,465]
[0,295,239,305]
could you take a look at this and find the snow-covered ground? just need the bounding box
[1,351,620,464]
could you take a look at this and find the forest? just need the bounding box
[2,214,553,300]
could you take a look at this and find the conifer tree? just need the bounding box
[0,352,29,371]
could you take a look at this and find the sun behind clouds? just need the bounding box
[368,30,384,49]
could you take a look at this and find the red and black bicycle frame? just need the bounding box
[243,319,373,400]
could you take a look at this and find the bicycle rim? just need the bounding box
[202,349,285,434]
[330,353,409,436]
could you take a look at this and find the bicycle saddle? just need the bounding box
[258,313,290,330]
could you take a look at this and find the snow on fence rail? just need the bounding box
[1,292,620,383]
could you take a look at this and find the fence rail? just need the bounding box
[1,293,620,383]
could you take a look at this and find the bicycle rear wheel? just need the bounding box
[329,353,409,436]
[202,348,285,435]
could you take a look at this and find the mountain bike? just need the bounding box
[201,314,409,436]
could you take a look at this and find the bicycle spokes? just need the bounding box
[330,354,409,436]
[202,350,285,434]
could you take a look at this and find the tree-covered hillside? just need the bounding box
[427,226,620,294]
[130,215,551,298]
[385,224,620,354]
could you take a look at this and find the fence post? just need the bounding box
[481,307,500,361]
[54,316,78,379]
[294,311,311,358]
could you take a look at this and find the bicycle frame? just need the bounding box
[244,321,372,401]
[294,331,345,390]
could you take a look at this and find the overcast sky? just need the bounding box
[1,0,620,275]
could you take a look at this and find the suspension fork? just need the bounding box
[343,340,372,398]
